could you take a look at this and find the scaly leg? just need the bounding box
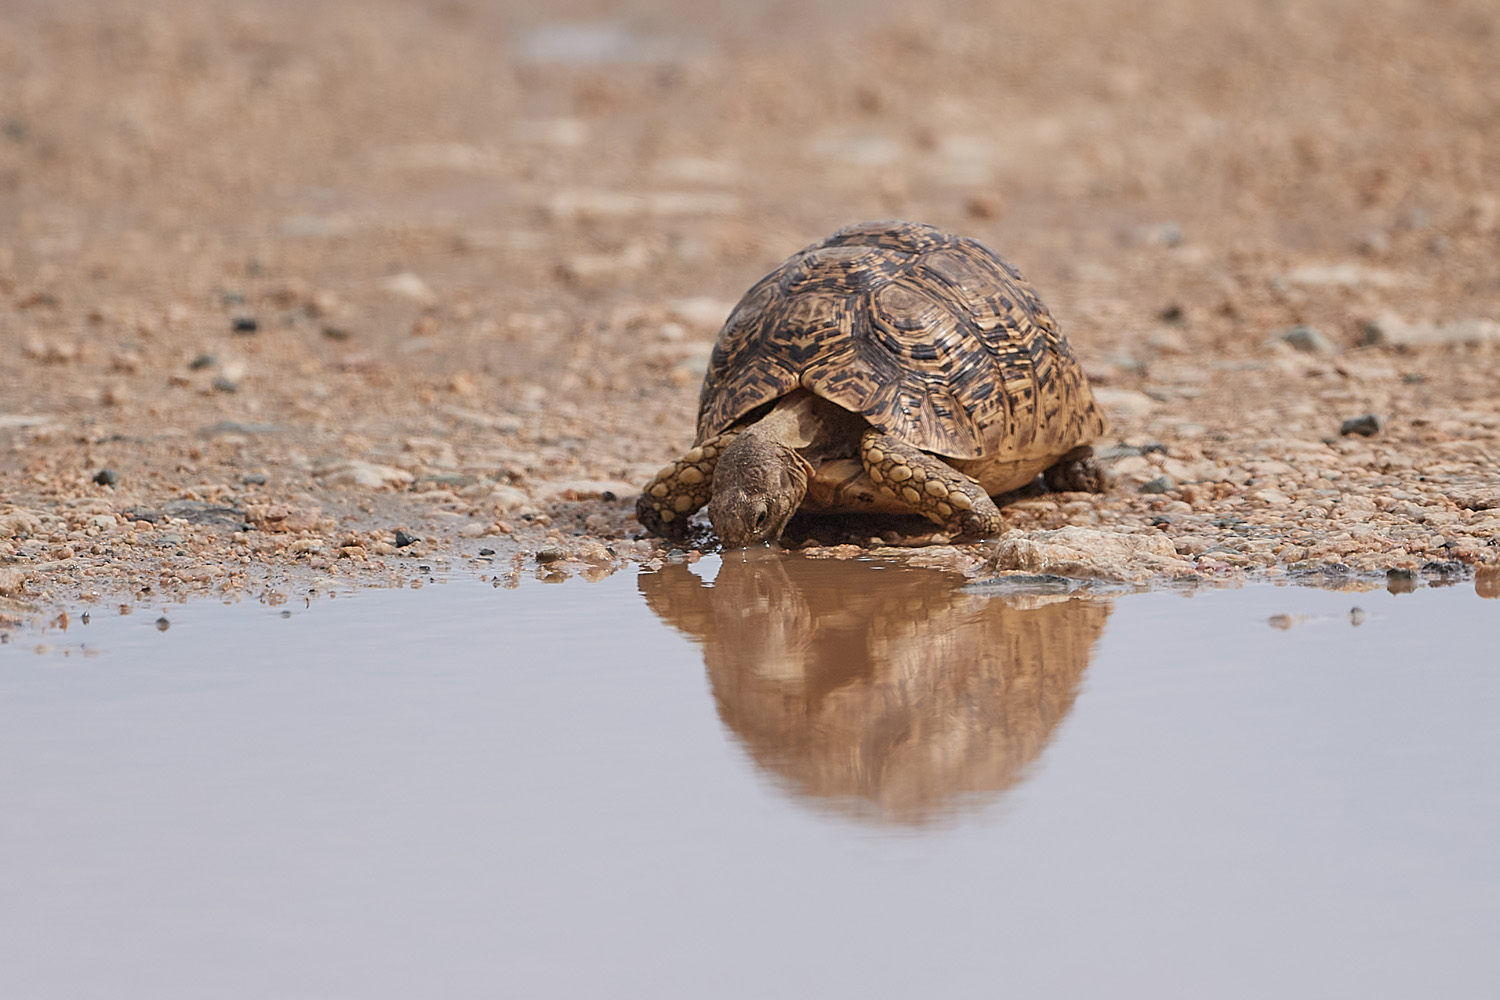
[859,429,1004,538]
[635,431,739,539]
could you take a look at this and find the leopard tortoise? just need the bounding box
[637,220,1108,547]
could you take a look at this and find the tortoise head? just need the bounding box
[708,432,813,548]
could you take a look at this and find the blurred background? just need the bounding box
[1,0,1497,507]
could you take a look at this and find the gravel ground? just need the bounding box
[2,0,1498,624]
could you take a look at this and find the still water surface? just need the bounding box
[2,556,1497,998]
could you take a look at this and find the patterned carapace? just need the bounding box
[696,220,1105,468]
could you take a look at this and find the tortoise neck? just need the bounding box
[745,390,864,458]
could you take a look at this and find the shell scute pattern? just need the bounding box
[696,220,1104,464]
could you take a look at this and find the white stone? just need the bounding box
[382,272,434,305]
[1364,313,1500,348]
[990,527,1194,583]
[312,460,415,488]
[1091,387,1157,419]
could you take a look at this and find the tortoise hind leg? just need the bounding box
[636,431,739,539]
[1042,445,1106,493]
[859,429,1004,538]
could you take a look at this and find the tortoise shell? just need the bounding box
[697,220,1106,473]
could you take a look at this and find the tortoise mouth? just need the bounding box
[710,493,800,548]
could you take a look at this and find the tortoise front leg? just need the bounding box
[859,429,1004,538]
[635,431,739,539]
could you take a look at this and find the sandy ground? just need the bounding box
[2,0,1499,622]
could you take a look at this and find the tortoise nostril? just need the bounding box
[750,504,768,532]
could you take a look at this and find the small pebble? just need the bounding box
[1278,324,1336,354]
[1421,559,1464,579]
[1386,567,1416,594]
[155,616,171,631]
[1138,475,1175,494]
[1340,414,1382,437]
[241,473,268,485]
[93,468,119,486]
[1349,607,1366,626]
[535,547,566,564]
[394,529,417,548]
[231,316,258,334]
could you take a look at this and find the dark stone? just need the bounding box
[161,499,248,530]
[1278,324,1335,354]
[1320,562,1353,578]
[1096,442,1166,461]
[93,468,119,486]
[231,316,258,334]
[322,326,352,341]
[1421,560,1465,587]
[241,473,268,485]
[201,421,281,436]
[535,547,566,564]
[478,548,495,556]
[188,354,217,370]
[1386,567,1416,594]
[963,573,1083,596]
[1138,475,1175,494]
[212,377,238,393]
[394,529,417,548]
[1340,413,1382,437]
[155,616,171,631]
[601,490,617,502]
[416,473,477,488]
[124,507,162,524]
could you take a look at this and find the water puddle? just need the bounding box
[2,558,1497,998]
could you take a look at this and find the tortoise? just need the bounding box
[636,220,1108,547]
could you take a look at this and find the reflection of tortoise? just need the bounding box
[638,220,1108,546]
[639,554,1111,825]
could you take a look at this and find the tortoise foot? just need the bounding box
[860,430,1004,539]
[635,432,738,539]
[1043,446,1107,493]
